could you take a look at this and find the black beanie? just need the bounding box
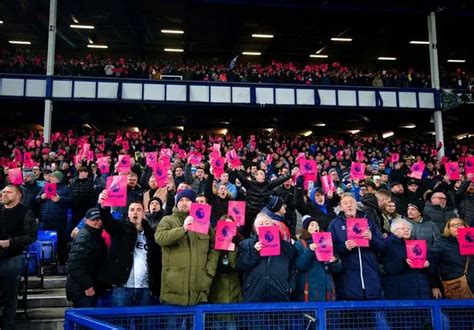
[148,197,163,211]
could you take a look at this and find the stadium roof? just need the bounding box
[0,0,472,70]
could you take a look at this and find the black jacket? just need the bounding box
[456,180,474,226]
[293,187,337,231]
[66,224,107,300]
[99,207,161,296]
[0,203,38,260]
[21,181,41,218]
[69,177,96,210]
[237,236,296,302]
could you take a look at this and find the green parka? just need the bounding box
[155,208,219,306]
[208,250,242,303]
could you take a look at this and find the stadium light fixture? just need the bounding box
[349,130,360,134]
[161,29,184,34]
[313,122,326,127]
[164,48,184,52]
[410,40,429,45]
[447,59,465,63]
[87,44,108,49]
[382,131,395,139]
[9,40,31,45]
[310,54,328,58]
[399,124,416,129]
[88,37,94,44]
[302,130,313,137]
[378,57,397,61]
[71,15,79,23]
[252,34,274,38]
[331,37,352,42]
[242,51,261,56]
[0,20,4,24]
[70,24,95,30]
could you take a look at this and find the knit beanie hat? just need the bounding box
[302,215,319,230]
[266,196,284,213]
[148,197,163,211]
[175,189,197,206]
[51,171,64,183]
[408,201,424,215]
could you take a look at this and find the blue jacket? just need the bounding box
[237,236,296,302]
[380,234,431,299]
[328,210,384,300]
[294,239,342,301]
[36,184,72,224]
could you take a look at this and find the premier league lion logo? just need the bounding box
[264,231,274,242]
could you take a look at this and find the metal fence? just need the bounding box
[64,300,474,330]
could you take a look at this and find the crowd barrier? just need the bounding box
[64,300,474,329]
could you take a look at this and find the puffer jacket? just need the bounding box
[379,234,431,299]
[155,208,219,306]
[69,177,95,210]
[423,202,458,233]
[36,184,72,224]
[328,210,384,300]
[237,236,296,302]
[456,180,474,226]
[407,218,441,250]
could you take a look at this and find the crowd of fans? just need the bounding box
[0,49,472,89]
[1,128,473,328]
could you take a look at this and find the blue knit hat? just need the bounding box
[175,189,196,205]
[266,196,284,213]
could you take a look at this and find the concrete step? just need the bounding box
[27,275,67,289]
[16,307,65,330]
[22,288,72,308]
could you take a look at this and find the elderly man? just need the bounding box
[423,192,458,232]
[1,185,38,329]
[328,193,384,300]
[66,208,107,307]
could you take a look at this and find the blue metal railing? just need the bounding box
[64,300,474,329]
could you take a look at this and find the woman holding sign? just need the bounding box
[429,218,474,299]
[379,219,431,299]
[294,215,341,301]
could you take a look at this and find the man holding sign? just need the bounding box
[155,189,219,306]
[328,193,384,300]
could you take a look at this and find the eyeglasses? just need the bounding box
[449,223,465,228]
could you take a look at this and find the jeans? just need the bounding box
[73,295,97,308]
[111,286,151,307]
[0,255,24,330]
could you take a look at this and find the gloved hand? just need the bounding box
[296,175,305,188]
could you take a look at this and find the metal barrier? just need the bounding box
[64,300,474,330]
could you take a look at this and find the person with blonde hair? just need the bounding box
[429,217,474,299]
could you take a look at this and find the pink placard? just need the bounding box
[44,182,57,199]
[188,203,211,235]
[214,220,237,251]
[346,218,369,247]
[391,153,400,163]
[408,161,425,180]
[8,168,23,185]
[155,162,169,188]
[23,151,32,163]
[405,240,427,268]
[350,162,366,180]
[145,152,158,168]
[177,149,187,160]
[458,227,474,256]
[103,175,128,207]
[312,232,333,262]
[465,157,474,175]
[445,162,460,181]
[356,151,365,162]
[266,154,273,165]
[160,148,173,159]
[212,157,225,178]
[117,155,131,174]
[258,226,281,256]
[87,151,95,161]
[300,159,317,175]
[228,201,246,226]
[96,157,110,174]
[226,150,241,168]
[188,152,203,166]
[295,152,306,165]
[321,175,336,193]
[81,143,90,157]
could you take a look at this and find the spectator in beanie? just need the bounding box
[21,171,41,218]
[294,179,337,232]
[272,170,298,238]
[261,196,291,242]
[237,212,296,302]
[69,166,96,229]
[406,201,440,250]
[145,197,164,231]
[406,178,424,205]
[391,182,409,216]
[155,188,219,306]
[294,215,341,301]
[36,170,72,273]
[379,219,431,299]
[143,175,167,213]
[98,192,161,306]
[66,208,107,307]
[205,173,230,228]
[328,193,384,300]
[423,192,458,233]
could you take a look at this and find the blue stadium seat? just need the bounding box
[37,230,58,264]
